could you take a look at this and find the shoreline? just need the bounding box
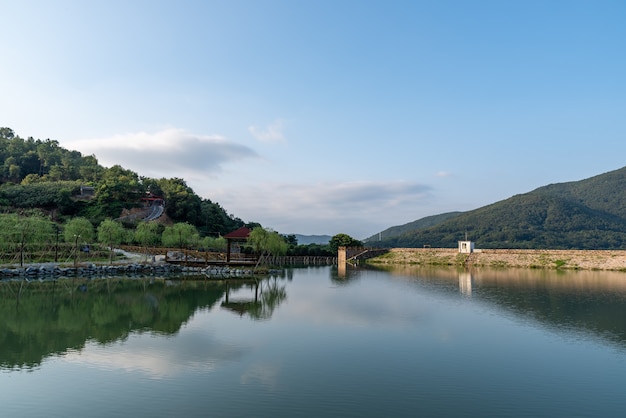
[0,261,268,280]
[367,248,626,272]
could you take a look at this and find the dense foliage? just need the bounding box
[370,166,626,250]
[248,227,289,257]
[328,233,363,253]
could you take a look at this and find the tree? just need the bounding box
[161,223,199,248]
[64,217,94,244]
[201,236,227,251]
[135,221,161,247]
[97,219,126,264]
[0,127,15,140]
[248,227,289,265]
[0,214,54,266]
[283,234,298,247]
[135,221,162,260]
[157,178,202,224]
[78,155,103,183]
[95,165,143,218]
[200,198,245,236]
[328,233,363,253]
[140,177,164,198]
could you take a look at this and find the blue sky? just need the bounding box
[2,1,626,239]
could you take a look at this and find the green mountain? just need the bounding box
[369,166,626,250]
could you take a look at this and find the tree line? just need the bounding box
[0,213,363,264]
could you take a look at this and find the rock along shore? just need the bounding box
[368,248,626,271]
[0,262,261,280]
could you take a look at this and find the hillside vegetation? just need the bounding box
[367,166,626,250]
[0,127,246,235]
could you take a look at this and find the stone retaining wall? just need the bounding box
[0,263,183,279]
[0,262,263,280]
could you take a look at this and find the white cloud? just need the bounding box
[66,128,258,180]
[248,119,286,143]
[210,180,433,238]
[436,171,453,177]
[63,327,248,379]
[62,128,438,238]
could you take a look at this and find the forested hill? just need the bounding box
[0,127,247,235]
[367,166,626,250]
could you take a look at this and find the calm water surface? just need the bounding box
[2,266,626,417]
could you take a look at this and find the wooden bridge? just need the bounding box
[346,247,389,261]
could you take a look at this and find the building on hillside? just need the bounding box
[141,192,165,207]
[80,185,95,197]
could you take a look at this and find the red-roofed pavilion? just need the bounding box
[223,227,251,262]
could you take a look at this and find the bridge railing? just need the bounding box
[346,247,389,261]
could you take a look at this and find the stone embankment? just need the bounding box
[0,263,182,279]
[0,262,260,280]
[369,248,626,271]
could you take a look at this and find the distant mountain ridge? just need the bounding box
[364,212,462,243]
[368,166,626,250]
[294,234,331,245]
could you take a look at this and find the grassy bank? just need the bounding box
[368,248,626,272]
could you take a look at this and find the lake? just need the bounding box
[2,265,626,417]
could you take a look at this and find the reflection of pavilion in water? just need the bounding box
[459,271,474,296]
[221,278,287,320]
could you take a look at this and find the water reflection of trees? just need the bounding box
[221,276,287,320]
[0,277,225,370]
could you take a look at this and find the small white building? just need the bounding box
[458,240,474,254]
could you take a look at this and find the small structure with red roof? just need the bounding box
[223,227,251,262]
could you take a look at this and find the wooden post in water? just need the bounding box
[338,246,346,278]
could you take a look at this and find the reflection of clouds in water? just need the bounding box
[64,328,248,379]
[286,278,435,329]
[240,363,281,391]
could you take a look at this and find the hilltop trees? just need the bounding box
[0,129,100,183]
[96,166,142,212]
[154,178,201,224]
[200,199,244,236]
[328,233,363,253]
